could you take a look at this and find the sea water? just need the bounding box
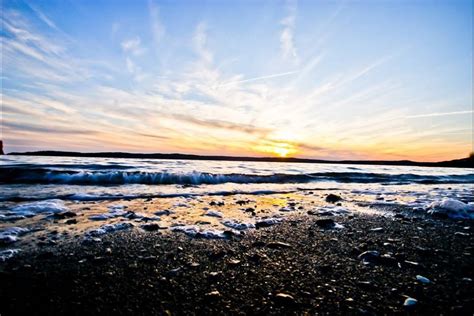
[0,155,473,260]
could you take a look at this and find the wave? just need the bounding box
[1,167,473,186]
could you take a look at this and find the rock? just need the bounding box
[315,218,336,229]
[370,227,383,232]
[274,293,296,305]
[154,210,173,216]
[52,211,77,219]
[358,250,380,264]
[205,290,221,299]
[204,210,223,218]
[236,200,250,206]
[266,241,292,249]
[256,218,282,228]
[65,219,77,225]
[403,297,417,308]
[325,194,342,203]
[208,271,223,280]
[166,267,181,277]
[416,275,431,284]
[357,281,376,290]
[308,210,334,216]
[228,259,241,266]
[140,223,162,231]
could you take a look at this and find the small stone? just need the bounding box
[325,194,342,203]
[358,250,380,264]
[65,219,77,225]
[52,211,77,219]
[266,241,292,249]
[416,275,431,284]
[403,297,417,308]
[315,218,336,229]
[166,267,181,277]
[154,210,172,216]
[370,227,383,232]
[274,293,296,305]
[140,223,161,231]
[208,271,222,280]
[228,259,241,266]
[308,210,334,216]
[205,290,221,299]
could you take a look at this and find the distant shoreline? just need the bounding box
[6,150,473,168]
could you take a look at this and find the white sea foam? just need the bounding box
[11,199,68,215]
[256,217,283,227]
[85,222,134,236]
[0,248,21,261]
[204,210,223,218]
[88,205,127,220]
[0,227,29,245]
[171,225,228,239]
[427,198,474,219]
[0,214,27,221]
[222,220,256,230]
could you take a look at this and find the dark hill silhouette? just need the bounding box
[7,150,473,168]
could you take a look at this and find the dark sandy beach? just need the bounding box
[1,210,473,315]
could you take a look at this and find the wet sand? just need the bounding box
[1,198,473,315]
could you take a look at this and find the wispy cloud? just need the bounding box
[218,71,299,87]
[280,0,298,63]
[26,3,58,30]
[405,110,473,119]
[121,37,145,55]
[149,0,164,46]
[193,22,213,64]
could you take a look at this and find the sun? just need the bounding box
[253,141,297,158]
[271,145,292,157]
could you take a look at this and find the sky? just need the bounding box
[1,0,473,161]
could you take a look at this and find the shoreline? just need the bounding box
[1,213,473,315]
[5,151,473,169]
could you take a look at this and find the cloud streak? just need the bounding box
[218,71,299,87]
[405,110,473,119]
[280,0,298,63]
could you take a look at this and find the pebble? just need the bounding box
[358,250,380,264]
[370,227,383,232]
[403,297,418,307]
[266,241,292,249]
[204,210,223,218]
[154,210,173,216]
[416,275,431,284]
[274,293,296,305]
[205,290,221,299]
[315,218,336,229]
[325,194,342,203]
[140,223,162,231]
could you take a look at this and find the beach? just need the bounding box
[1,156,473,315]
[1,206,473,315]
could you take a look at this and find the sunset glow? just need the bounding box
[1,0,472,161]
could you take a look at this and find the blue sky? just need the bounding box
[1,0,472,160]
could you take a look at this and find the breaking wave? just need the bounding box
[1,167,473,185]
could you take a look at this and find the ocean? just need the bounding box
[1,155,473,260]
